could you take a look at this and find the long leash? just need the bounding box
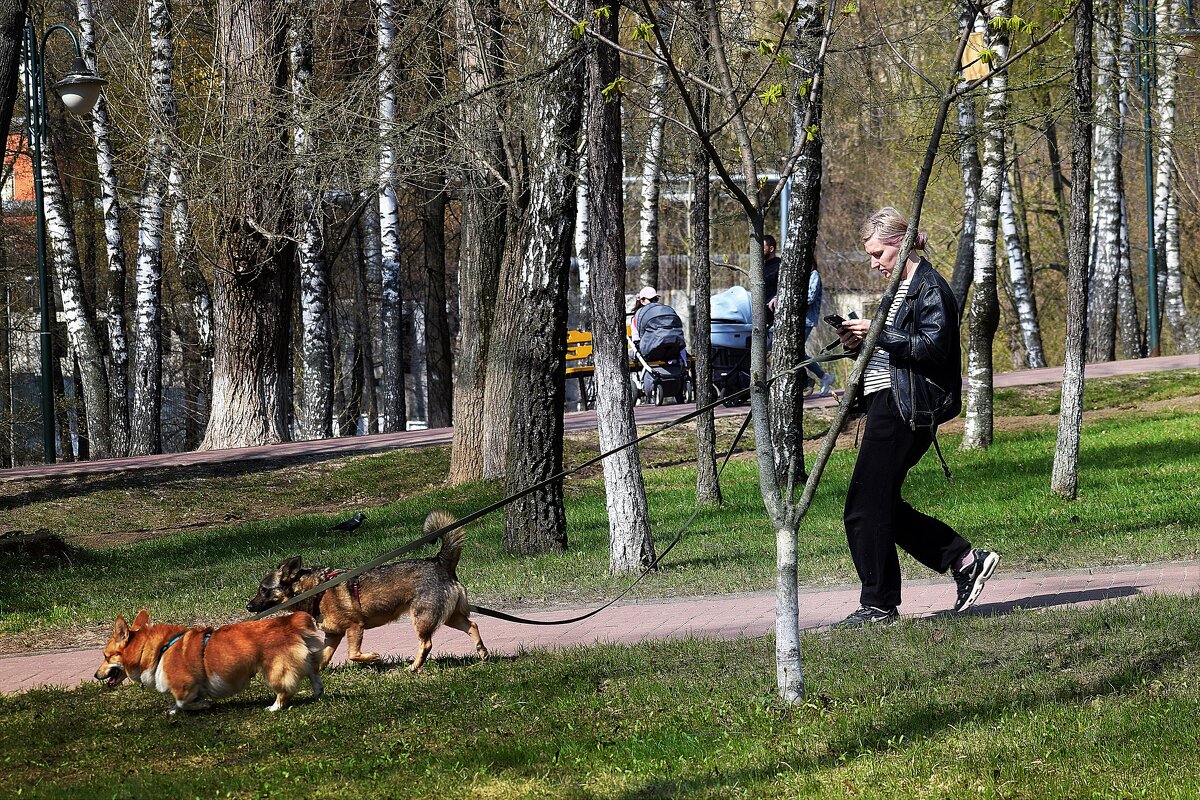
[247,340,850,623]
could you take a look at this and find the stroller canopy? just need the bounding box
[711,285,752,325]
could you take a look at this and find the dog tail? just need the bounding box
[425,510,464,579]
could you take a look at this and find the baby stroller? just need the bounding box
[629,304,690,406]
[709,287,756,405]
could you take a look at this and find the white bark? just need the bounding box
[377,0,405,433]
[1086,0,1123,363]
[999,169,1045,368]
[358,191,383,432]
[130,0,180,455]
[168,161,210,356]
[78,0,129,457]
[291,6,333,440]
[1155,0,1192,350]
[574,144,591,330]
[962,0,1010,451]
[637,62,668,290]
[38,142,112,457]
[1162,189,1193,349]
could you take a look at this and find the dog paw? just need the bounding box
[350,652,380,663]
[266,702,285,712]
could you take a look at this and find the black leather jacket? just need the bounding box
[872,258,962,429]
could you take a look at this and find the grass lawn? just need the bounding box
[1,373,1197,651]
[3,592,1199,798]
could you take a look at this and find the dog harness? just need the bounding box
[156,630,214,663]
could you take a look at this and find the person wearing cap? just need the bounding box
[629,286,661,344]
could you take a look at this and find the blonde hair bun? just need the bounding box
[861,206,928,251]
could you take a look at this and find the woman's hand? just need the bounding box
[837,319,870,349]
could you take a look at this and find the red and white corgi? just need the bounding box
[94,609,324,713]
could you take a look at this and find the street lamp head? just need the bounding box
[54,56,105,115]
[1179,0,1200,38]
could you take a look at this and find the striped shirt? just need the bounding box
[862,279,911,396]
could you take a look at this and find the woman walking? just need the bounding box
[832,207,999,628]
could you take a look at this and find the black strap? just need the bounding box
[931,429,953,482]
[247,341,851,622]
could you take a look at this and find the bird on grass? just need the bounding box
[330,512,366,533]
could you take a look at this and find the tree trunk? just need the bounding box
[637,59,668,291]
[449,0,507,483]
[573,145,592,332]
[0,1,26,154]
[950,3,983,316]
[1115,195,1142,358]
[1086,0,1123,364]
[691,83,720,507]
[357,191,382,433]
[78,0,130,457]
[961,0,1010,451]
[500,2,583,555]
[1154,0,1185,350]
[1052,0,1093,499]
[586,0,654,574]
[377,0,406,433]
[771,0,826,485]
[202,0,294,450]
[168,160,212,441]
[39,140,112,458]
[291,5,333,440]
[999,167,1045,368]
[0,209,12,467]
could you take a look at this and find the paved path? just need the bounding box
[4,560,1197,695]
[2,354,1195,483]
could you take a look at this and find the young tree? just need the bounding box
[998,164,1045,368]
[1087,0,1123,364]
[637,53,668,290]
[961,0,1011,452]
[950,3,983,314]
[585,0,655,573]
[377,0,406,433]
[1052,0,1093,499]
[422,7,453,429]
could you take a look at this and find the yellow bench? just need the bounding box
[565,330,595,409]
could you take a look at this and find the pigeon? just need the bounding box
[330,512,366,533]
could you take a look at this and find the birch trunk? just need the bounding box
[574,146,592,331]
[449,0,507,482]
[201,0,295,450]
[0,216,10,467]
[1155,0,1190,349]
[168,161,212,436]
[291,5,333,440]
[358,191,382,433]
[637,61,668,290]
[1086,0,1123,363]
[691,71,720,507]
[962,0,1010,451]
[950,4,984,315]
[587,0,654,573]
[78,0,129,456]
[422,6,453,429]
[377,0,406,433]
[999,169,1045,368]
[1052,0,1093,499]
[39,142,112,457]
[1116,195,1142,357]
[499,3,583,555]
[1162,190,1192,349]
[130,0,181,456]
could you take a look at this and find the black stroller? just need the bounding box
[709,287,756,405]
[629,303,690,405]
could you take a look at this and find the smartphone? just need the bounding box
[823,314,846,329]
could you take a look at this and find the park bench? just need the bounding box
[565,330,596,410]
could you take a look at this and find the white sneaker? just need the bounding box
[817,374,836,396]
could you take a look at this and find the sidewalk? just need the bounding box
[4,354,1195,483]
[4,560,1197,695]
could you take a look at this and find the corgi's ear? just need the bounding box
[112,615,130,643]
[280,556,303,580]
[132,609,151,629]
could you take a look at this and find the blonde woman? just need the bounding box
[831,207,999,628]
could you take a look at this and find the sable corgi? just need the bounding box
[246,510,487,673]
[94,609,324,713]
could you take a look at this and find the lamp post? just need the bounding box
[20,21,105,464]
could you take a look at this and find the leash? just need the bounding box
[247,340,851,623]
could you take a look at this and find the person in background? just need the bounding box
[763,235,835,397]
[831,206,999,628]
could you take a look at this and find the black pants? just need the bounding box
[844,389,971,608]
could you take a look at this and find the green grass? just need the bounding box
[2,396,1198,643]
[3,592,1200,798]
[990,369,1200,416]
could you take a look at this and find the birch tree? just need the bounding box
[1086,0,1123,364]
[38,142,112,457]
[1052,0,1093,499]
[999,166,1045,368]
[962,0,1011,452]
[130,0,182,455]
[586,0,654,572]
[377,0,406,433]
[637,56,668,290]
[422,7,453,429]
[951,3,984,314]
[168,160,212,444]
[78,0,130,456]
[291,2,333,440]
